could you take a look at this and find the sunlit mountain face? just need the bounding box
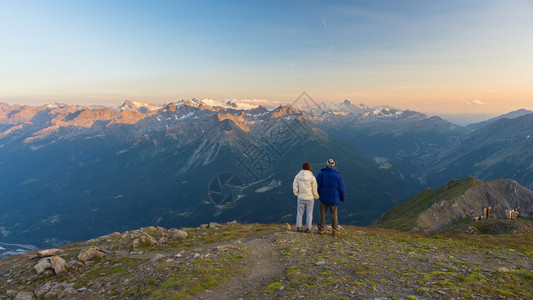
[1,100,533,250]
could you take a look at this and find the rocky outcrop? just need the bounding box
[418,179,533,232]
[36,248,65,257]
[77,246,108,262]
[33,255,67,275]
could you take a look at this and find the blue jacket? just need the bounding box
[316,168,345,205]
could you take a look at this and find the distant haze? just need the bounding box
[1,1,532,114]
[429,113,498,126]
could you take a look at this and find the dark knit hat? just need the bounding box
[326,158,335,168]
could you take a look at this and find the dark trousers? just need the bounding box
[317,202,338,232]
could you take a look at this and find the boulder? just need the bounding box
[170,229,188,240]
[59,286,78,299]
[77,246,108,262]
[216,244,238,252]
[209,222,221,228]
[49,256,67,274]
[34,281,53,297]
[14,291,34,300]
[43,284,63,298]
[132,239,141,248]
[465,226,479,235]
[65,260,84,269]
[36,248,64,257]
[34,256,66,275]
[142,234,158,245]
[150,254,166,262]
[34,258,53,275]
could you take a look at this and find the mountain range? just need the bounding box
[1,99,533,249]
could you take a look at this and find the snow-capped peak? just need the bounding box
[200,99,259,110]
[46,103,68,109]
[119,100,162,113]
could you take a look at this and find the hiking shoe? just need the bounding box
[296,227,302,232]
[304,228,311,233]
[332,229,339,236]
[317,230,325,235]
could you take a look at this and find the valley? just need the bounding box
[1,99,533,249]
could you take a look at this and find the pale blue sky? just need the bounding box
[1,0,532,113]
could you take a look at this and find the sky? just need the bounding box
[1,0,532,115]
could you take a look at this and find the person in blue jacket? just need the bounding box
[316,158,345,236]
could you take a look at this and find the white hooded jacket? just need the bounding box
[293,170,319,201]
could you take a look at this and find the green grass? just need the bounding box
[265,282,283,290]
[373,177,484,231]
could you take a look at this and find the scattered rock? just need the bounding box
[78,246,108,262]
[33,255,67,275]
[34,281,53,297]
[132,238,141,248]
[209,222,221,228]
[66,260,84,269]
[59,286,78,298]
[465,226,479,235]
[34,258,53,275]
[498,267,515,273]
[36,248,65,257]
[6,290,16,297]
[144,226,157,232]
[34,256,66,275]
[170,229,188,239]
[151,254,166,262]
[217,244,238,252]
[158,237,169,244]
[14,291,34,300]
[132,234,158,247]
[108,232,122,238]
[286,223,292,230]
[175,250,185,258]
[3,223,533,299]
[49,256,67,274]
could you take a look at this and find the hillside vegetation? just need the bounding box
[373,177,533,232]
[1,222,533,299]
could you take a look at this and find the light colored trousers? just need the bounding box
[296,198,315,229]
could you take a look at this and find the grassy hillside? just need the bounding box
[373,177,484,231]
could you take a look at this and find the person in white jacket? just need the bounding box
[293,162,319,232]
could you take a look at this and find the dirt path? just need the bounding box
[196,235,283,300]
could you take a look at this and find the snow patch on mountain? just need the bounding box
[200,99,259,110]
[119,100,161,113]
